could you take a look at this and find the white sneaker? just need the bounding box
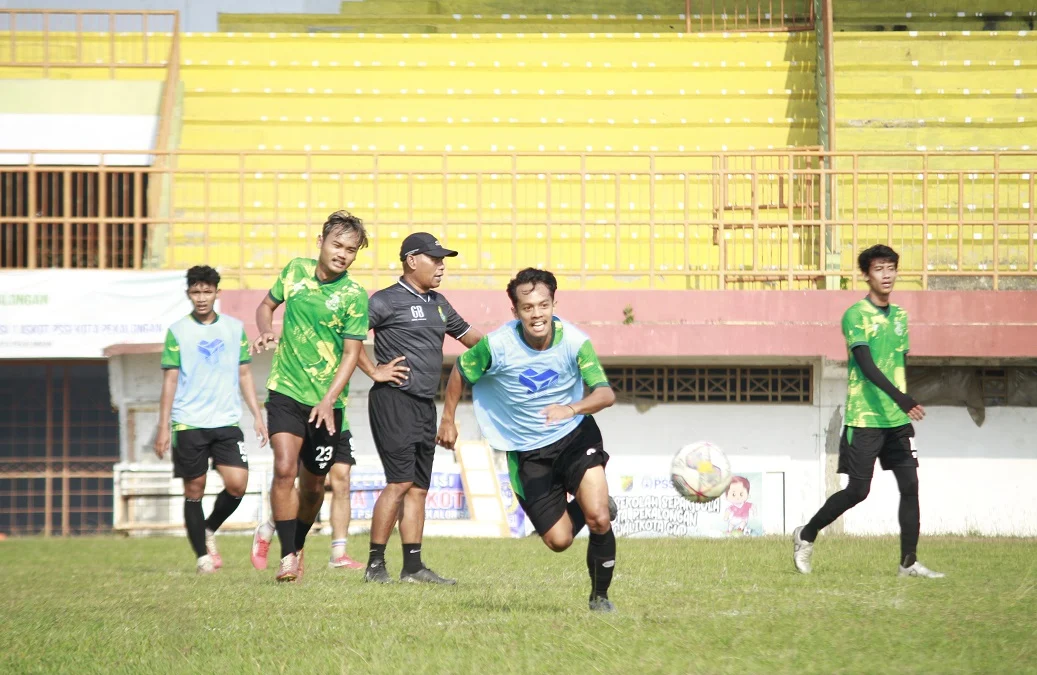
[898,561,945,578]
[196,554,217,575]
[792,526,813,574]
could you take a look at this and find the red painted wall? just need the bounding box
[217,290,1037,360]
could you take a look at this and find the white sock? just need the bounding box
[331,539,347,559]
[259,521,274,539]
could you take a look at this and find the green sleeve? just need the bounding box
[842,306,868,350]
[340,288,369,341]
[160,329,180,369]
[239,328,252,364]
[269,260,292,303]
[902,312,910,353]
[457,336,493,385]
[577,339,609,389]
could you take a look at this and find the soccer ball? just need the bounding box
[671,441,732,503]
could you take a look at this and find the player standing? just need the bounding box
[438,267,620,611]
[793,245,944,578]
[360,232,482,584]
[248,211,369,583]
[154,265,269,574]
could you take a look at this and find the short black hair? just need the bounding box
[322,210,369,249]
[186,265,220,288]
[858,244,899,275]
[506,267,557,306]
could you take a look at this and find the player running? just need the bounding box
[793,244,944,579]
[248,210,369,583]
[155,265,268,574]
[438,267,620,612]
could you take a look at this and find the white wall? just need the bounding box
[108,351,1037,536]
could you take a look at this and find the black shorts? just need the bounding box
[838,424,918,481]
[368,384,436,490]
[334,429,357,467]
[506,416,609,536]
[265,390,342,476]
[171,426,248,480]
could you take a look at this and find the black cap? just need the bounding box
[399,232,458,261]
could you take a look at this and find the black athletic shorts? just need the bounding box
[171,426,247,480]
[368,384,436,490]
[335,429,357,467]
[838,424,918,481]
[265,390,342,476]
[506,416,609,536]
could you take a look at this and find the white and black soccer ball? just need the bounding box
[671,441,732,503]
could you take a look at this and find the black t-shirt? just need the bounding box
[368,279,471,400]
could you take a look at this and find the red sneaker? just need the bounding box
[204,529,223,569]
[251,523,273,571]
[328,554,364,570]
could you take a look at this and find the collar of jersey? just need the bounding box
[189,312,220,325]
[863,295,891,315]
[397,277,432,302]
[514,317,563,351]
[315,267,348,286]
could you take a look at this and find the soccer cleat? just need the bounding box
[608,496,619,522]
[899,561,945,579]
[792,526,814,574]
[364,561,393,584]
[329,554,365,570]
[589,595,616,613]
[275,553,299,583]
[250,522,273,571]
[196,555,217,575]
[204,529,223,569]
[400,566,457,585]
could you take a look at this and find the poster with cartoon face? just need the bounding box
[721,475,762,537]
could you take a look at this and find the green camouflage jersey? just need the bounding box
[266,258,369,410]
[843,298,911,428]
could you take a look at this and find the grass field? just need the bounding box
[2,534,1035,674]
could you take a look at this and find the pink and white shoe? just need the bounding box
[251,522,273,571]
[328,554,364,570]
[197,555,217,575]
[275,552,299,583]
[204,529,223,569]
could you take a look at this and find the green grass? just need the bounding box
[2,534,1035,674]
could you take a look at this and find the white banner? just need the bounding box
[0,270,189,358]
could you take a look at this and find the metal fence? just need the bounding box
[2,150,1034,290]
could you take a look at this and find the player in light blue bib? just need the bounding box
[154,266,268,574]
[439,268,619,613]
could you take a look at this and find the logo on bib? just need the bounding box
[197,339,225,363]
[518,368,559,393]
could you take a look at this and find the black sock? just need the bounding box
[402,543,423,573]
[368,542,387,566]
[184,498,207,558]
[587,528,616,599]
[204,490,242,533]
[800,478,872,543]
[294,519,313,553]
[274,519,297,559]
[894,466,921,567]
[567,500,587,537]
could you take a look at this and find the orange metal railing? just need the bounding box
[0,9,178,75]
[685,0,814,32]
[1,150,1034,291]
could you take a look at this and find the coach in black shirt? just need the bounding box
[358,232,483,584]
